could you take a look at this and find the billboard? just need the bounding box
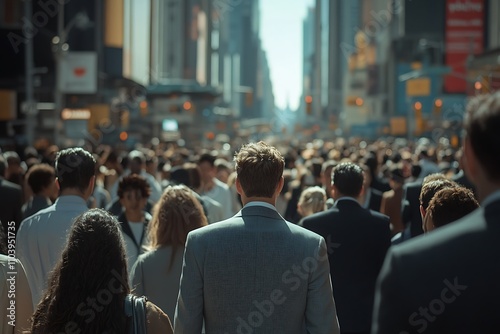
[59,52,97,93]
[444,0,484,93]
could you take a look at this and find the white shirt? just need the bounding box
[16,195,89,307]
[203,178,233,219]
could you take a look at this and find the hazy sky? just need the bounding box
[260,0,314,111]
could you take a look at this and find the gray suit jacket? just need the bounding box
[174,205,340,334]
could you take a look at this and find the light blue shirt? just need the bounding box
[16,195,89,307]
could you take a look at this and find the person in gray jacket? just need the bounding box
[174,141,340,334]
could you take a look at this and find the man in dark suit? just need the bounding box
[372,92,500,333]
[302,162,391,334]
[175,141,340,334]
[401,179,423,238]
[360,164,383,212]
[0,155,23,241]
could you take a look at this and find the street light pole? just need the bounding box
[53,1,65,147]
[24,0,35,146]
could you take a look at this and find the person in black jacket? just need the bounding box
[302,162,391,334]
[372,92,500,333]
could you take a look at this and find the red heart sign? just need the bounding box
[73,67,86,77]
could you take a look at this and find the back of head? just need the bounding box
[170,166,191,187]
[184,163,202,190]
[26,163,56,195]
[332,162,364,198]
[234,141,285,198]
[32,209,129,333]
[419,179,459,210]
[427,187,479,228]
[198,153,216,167]
[55,148,96,193]
[388,164,406,185]
[128,150,146,174]
[464,92,500,181]
[3,151,20,165]
[298,186,327,216]
[422,173,446,186]
[148,185,207,255]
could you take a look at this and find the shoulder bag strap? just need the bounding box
[125,294,148,334]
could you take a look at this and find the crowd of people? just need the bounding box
[0,91,499,333]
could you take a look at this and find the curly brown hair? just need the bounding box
[117,174,151,199]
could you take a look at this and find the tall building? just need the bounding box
[301,6,315,118]
[216,0,263,119]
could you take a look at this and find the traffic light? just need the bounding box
[183,101,192,111]
[413,101,423,135]
[433,99,442,117]
[140,101,148,117]
[305,95,312,115]
[245,91,253,108]
[119,131,128,141]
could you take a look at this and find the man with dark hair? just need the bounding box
[302,162,391,334]
[373,92,500,333]
[197,152,233,219]
[0,155,23,244]
[418,178,459,223]
[423,187,479,232]
[110,150,162,204]
[117,174,151,272]
[17,147,96,307]
[358,164,383,212]
[175,141,340,334]
[399,173,447,243]
[22,163,58,219]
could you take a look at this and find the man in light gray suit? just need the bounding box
[174,141,340,334]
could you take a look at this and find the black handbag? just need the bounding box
[125,294,148,334]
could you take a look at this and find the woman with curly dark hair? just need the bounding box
[130,185,208,319]
[31,209,173,333]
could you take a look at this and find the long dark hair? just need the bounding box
[31,209,130,333]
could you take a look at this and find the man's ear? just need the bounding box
[463,136,477,183]
[276,176,284,196]
[359,184,365,197]
[235,177,243,196]
[420,204,426,222]
[330,184,337,199]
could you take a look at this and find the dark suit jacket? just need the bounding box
[368,188,383,212]
[401,180,423,238]
[0,178,23,238]
[372,198,500,333]
[301,199,391,333]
